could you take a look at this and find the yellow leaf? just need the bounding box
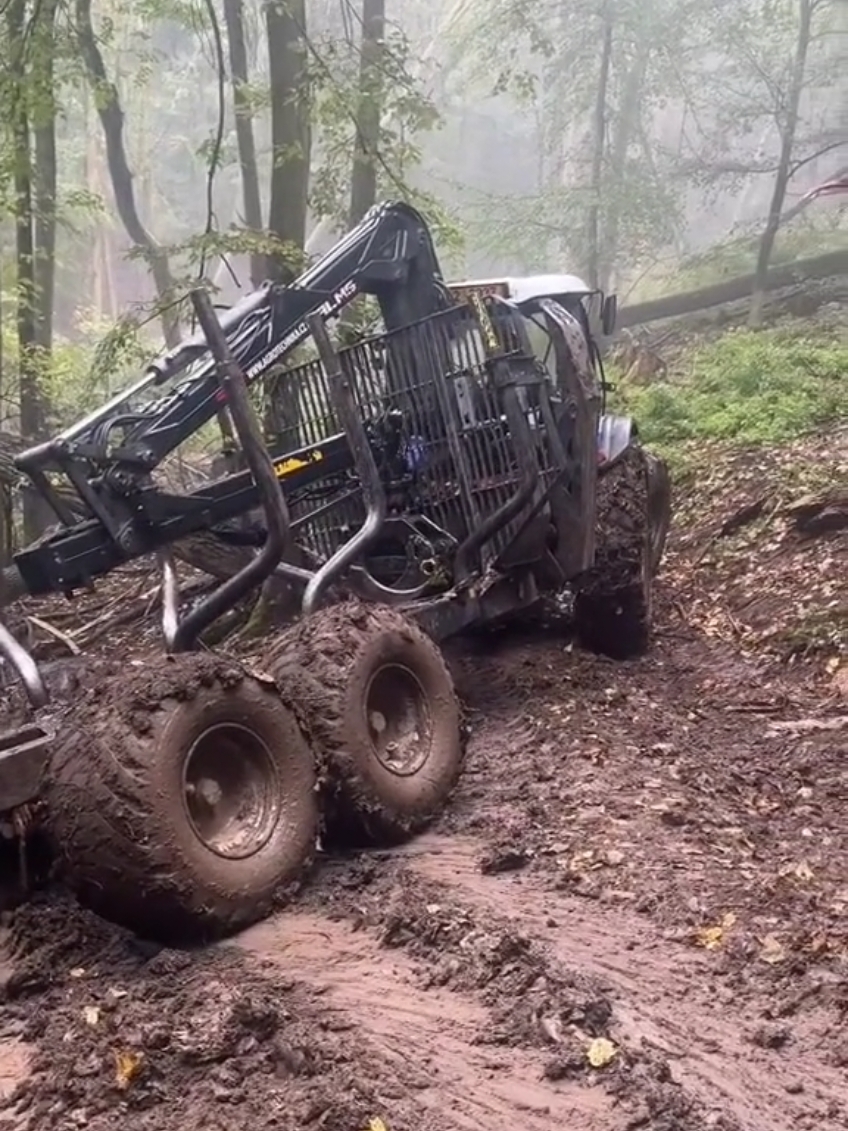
[114,1050,143,1090]
[586,1037,617,1068]
[366,1121,388,1131]
[695,912,736,950]
[82,1006,99,1027]
[695,925,723,949]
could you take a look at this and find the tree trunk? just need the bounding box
[263,0,310,446]
[74,0,181,348]
[600,37,651,292]
[223,0,265,287]
[265,0,310,284]
[584,4,614,289]
[33,0,59,359]
[7,0,51,543]
[749,0,814,327]
[349,0,385,228]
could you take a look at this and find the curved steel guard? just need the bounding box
[0,620,48,709]
[166,289,293,652]
[301,313,387,616]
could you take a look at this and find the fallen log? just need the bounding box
[785,492,848,538]
[619,249,848,329]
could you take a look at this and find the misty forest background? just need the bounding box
[0,0,846,552]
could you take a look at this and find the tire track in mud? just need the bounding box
[0,897,446,1131]
[303,835,846,1131]
[406,835,848,1131]
[239,912,620,1131]
[0,941,30,1123]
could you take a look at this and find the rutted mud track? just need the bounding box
[1,586,846,1131]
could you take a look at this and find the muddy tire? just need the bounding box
[44,653,318,942]
[270,602,463,843]
[574,443,668,659]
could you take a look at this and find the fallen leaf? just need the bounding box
[586,1037,617,1068]
[367,1120,389,1131]
[695,912,737,950]
[758,935,787,965]
[114,1050,144,1090]
[69,968,86,979]
[83,1006,100,1027]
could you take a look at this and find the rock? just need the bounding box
[747,1022,792,1049]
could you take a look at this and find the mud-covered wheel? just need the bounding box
[44,654,318,941]
[270,602,463,843]
[574,443,670,659]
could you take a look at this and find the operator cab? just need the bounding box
[447,273,617,379]
[446,273,616,422]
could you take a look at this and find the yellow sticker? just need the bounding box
[274,450,324,478]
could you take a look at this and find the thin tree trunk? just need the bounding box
[349,0,385,228]
[33,0,59,359]
[263,0,310,448]
[585,3,614,289]
[265,0,310,284]
[223,0,265,287]
[749,0,814,327]
[600,41,650,291]
[75,0,181,348]
[7,0,50,542]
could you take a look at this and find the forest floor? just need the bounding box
[0,428,845,1131]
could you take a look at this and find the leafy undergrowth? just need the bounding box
[615,323,847,451]
[664,429,847,670]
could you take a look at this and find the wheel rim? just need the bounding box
[365,664,433,777]
[182,724,281,859]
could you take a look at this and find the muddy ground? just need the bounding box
[0,439,845,1131]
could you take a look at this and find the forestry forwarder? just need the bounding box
[0,201,671,942]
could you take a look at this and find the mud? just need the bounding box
[1,441,846,1131]
[0,896,431,1131]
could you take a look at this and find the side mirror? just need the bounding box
[601,294,618,336]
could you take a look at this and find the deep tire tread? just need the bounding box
[575,444,653,659]
[45,653,318,941]
[269,601,464,843]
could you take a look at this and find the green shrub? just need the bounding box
[613,326,847,456]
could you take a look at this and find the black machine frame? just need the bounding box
[1,202,611,716]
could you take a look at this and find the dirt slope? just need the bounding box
[1,440,846,1131]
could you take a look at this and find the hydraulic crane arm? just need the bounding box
[15,200,450,502]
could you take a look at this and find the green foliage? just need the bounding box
[614,326,848,452]
[309,20,461,254]
[0,304,152,427]
[442,0,694,278]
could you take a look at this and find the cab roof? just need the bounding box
[447,273,594,305]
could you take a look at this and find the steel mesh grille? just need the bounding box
[267,302,563,568]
